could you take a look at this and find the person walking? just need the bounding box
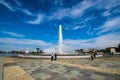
[94,52,97,58]
[54,53,57,61]
[51,53,54,61]
[90,52,94,60]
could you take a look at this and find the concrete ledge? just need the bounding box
[18,54,103,59]
[114,52,120,55]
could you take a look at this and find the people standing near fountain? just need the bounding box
[54,53,57,61]
[51,53,54,61]
[90,51,94,60]
[94,52,97,58]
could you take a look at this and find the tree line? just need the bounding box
[0,48,44,55]
[75,43,120,55]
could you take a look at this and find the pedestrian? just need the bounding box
[90,52,94,60]
[51,53,54,61]
[94,52,97,58]
[102,52,105,57]
[54,53,57,61]
[111,52,114,56]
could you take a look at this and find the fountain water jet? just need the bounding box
[59,25,63,54]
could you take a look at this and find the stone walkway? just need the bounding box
[3,57,34,80]
[0,58,3,80]
[2,55,120,80]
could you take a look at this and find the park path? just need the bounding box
[42,59,120,74]
[2,56,120,80]
[3,57,34,80]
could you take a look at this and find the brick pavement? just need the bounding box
[0,58,3,80]
[2,55,120,80]
[13,56,120,80]
[3,57,34,80]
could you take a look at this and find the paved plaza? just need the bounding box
[1,55,120,80]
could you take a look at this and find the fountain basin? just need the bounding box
[18,54,103,59]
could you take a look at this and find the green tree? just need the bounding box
[75,50,80,53]
[118,43,120,49]
[117,43,120,52]
[39,50,44,54]
[99,49,105,52]
[75,49,84,55]
[104,48,110,53]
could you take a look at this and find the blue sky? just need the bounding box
[0,0,120,53]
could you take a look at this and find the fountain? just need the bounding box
[43,25,64,54]
[18,25,103,58]
[18,25,102,59]
[59,25,63,54]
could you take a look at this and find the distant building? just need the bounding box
[110,47,116,53]
[107,47,117,53]
[24,50,29,54]
[24,48,29,54]
[83,49,90,53]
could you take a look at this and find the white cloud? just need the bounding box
[0,0,15,11]
[0,0,34,16]
[111,8,120,15]
[48,0,94,31]
[0,32,119,52]
[50,9,69,20]
[1,31,25,37]
[50,0,119,21]
[27,14,43,24]
[102,11,110,16]
[16,8,34,16]
[70,0,93,17]
[0,0,43,25]
[48,0,120,32]
[0,38,52,46]
[14,0,22,6]
[14,0,34,16]
[71,25,85,30]
[95,0,120,10]
[96,17,120,34]
[64,39,94,47]
[94,32,120,48]
[50,0,93,20]
[21,9,33,16]
[95,0,120,17]
[63,32,120,52]
[87,26,94,35]
[54,0,63,6]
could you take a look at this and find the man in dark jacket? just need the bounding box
[54,53,57,61]
[51,53,54,61]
